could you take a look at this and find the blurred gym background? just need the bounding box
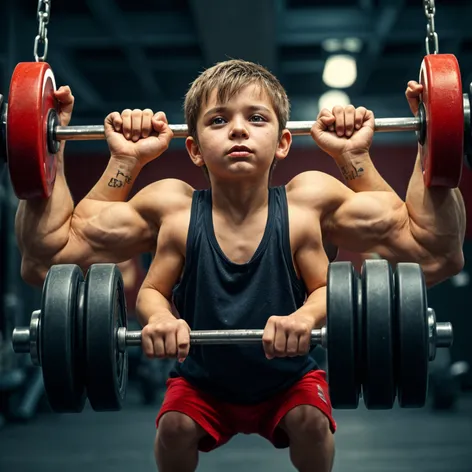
[0,0,471,471]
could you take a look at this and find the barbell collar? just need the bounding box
[12,328,30,353]
[118,327,327,352]
[53,117,421,142]
[435,322,453,348]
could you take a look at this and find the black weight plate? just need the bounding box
[394,263,429,408]
[361,260,395,409]
[464,91,472,169]
[84,264,128,411]
[327,261,360,409]
[41,265,87,412]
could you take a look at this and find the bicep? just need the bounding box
[57,179,191,267]
[59,200,155,267]
[324,190,423,258]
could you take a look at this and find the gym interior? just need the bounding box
[1,1,471,471]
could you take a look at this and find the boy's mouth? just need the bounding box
[227,145,253,158]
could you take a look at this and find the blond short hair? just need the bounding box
[184,59,290,141]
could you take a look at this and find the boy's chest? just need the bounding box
[211,204,319,265]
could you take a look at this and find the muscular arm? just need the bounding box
[335,150,466,262]
[290,171,464,286]
[17,154,191,285]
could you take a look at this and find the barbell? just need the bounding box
[0,54,471,199]
[11,259,453,413]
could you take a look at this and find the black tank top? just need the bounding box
[170,186,318,404]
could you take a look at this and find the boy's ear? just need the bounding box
[275,129,292,161]
[186,136,205,167]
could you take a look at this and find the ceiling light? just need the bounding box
[322,54,357,88]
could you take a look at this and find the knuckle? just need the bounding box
[121,109,132,117]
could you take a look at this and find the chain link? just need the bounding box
[33,0,52,62]
[423,0,439,55]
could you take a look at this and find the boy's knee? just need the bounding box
[156,412,203,451]
[282,405,331,444]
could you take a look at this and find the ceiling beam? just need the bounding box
[353,0,405,95]
[85,0,162,97]
[189,0,277,71]
[48,50,106,112]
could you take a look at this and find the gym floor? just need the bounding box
[0,385,471,472]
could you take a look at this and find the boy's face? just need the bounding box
[186,84,291,183]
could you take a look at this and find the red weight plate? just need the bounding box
[7,62,58,199]
[419,54,463,188]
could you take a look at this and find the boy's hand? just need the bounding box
[141,315,191,362]
[311,105,375,160]
[53,86,75,127]
[405,81,423,116]
[104,109,174,166]
[262,313,315,359]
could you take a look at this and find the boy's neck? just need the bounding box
[211,179,270,223]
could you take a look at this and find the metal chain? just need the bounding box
[33,0,52,62]
[423,0,439,55]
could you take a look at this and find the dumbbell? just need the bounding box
[12,260,453,413]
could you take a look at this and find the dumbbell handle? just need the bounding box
[53,117,420,141]
[11,319,453,358]
[117,327,327,352]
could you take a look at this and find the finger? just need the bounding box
[54,88,75,115]
[141,334,154,359]
[165,330,177,358]
[319,115,336,129]
[354,107,367,130]
[141,109,154,138]
[177,323,190,362]
[286,332,299,357]
[131,109,143,142]
[364,109,375,130]
[344,105,356,137]
[111,111,123,132]
[104,112,122,134]
[273,325,288,358]
[298,331,311,356]
[332,106,345,137]
[317,108,334,119]
[262,319,276,359]
[153,335,166,359]
[121,109,132,139]
[154,111,168,124]
[406,81,423,94]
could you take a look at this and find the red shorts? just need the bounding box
[156,370,336,452]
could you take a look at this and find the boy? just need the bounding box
[16,60,465,472]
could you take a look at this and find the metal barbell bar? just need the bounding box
[53,117,421,141]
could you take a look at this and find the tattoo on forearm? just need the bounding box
[340,164,364,181]
[107,169,132,188]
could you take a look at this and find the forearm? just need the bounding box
[334,151,396,194]
[405,152,466,263]
[135,287,176,328]
[15,151,74,263]
[295,286,327,329]
[82,155,143,203]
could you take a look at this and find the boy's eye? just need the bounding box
[250,115,266,122]
[211,117,226,125]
